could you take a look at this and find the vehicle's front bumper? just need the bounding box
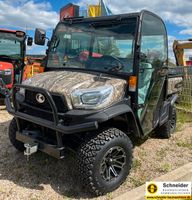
[3,84,135,159]
[16,131,67,159]
[5,84,99,134]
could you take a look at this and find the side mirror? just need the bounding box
[16,30,25,38]
[27,37,33,46]
[34,28,46,45]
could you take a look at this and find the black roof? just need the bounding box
[60,10,164,25]
[62,11,140,24]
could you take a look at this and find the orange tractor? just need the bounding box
[0,29,44,103]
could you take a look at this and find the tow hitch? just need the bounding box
[24,143,38,161]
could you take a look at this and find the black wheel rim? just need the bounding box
[100,146,126,182]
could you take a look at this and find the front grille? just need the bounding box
[0,72,12,85]
[25,90,68,113]
[23,107,54,121]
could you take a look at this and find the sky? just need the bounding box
[0,0,192,61]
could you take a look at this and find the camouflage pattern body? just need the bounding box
[167,77,183,95]
[23,71,127,109]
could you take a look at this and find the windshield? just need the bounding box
[0,32,24,60]
[47,17,137,74]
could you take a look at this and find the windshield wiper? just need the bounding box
[107,56,125,72]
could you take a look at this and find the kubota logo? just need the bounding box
[36,93,45,104]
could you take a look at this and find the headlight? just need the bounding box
[4,69,12,76]
[71,85,113,109]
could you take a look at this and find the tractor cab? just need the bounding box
[0,29,32,102]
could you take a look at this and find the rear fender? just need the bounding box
[159,94,178,126]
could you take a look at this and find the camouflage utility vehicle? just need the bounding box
[0,10,183,195]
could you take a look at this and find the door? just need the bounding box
[138,13,168,134]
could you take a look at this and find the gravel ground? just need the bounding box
[0,106,191,200]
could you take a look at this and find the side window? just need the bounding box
[138,13,168,118]
[140,14,168,67]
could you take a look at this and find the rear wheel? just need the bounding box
[156,105,177,138]
[9,118,25,152]
[77,128,133,195]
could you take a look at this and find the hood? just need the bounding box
[23,71,127,109]
[0,61,13,70]
[0,61,14,89]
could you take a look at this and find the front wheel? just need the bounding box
[77,128,133,195]
[9,118,25,152]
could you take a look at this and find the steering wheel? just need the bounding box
[100,55,125,72]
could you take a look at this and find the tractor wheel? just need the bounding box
[77,128,133,195]
[9,118,25,152]
[156,106,177,138]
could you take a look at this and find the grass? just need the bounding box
[176,141,192,149]
[138,149,147,158]
[177,104,192,112]
[177,110,192,123]
[132,158,142,170]
[176,110,192,131]
[158,163,172,173]
[156,148,168,161]
[129,177,146,188]
[106,192,113,199]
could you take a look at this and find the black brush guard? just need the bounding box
[0,80,98,159]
